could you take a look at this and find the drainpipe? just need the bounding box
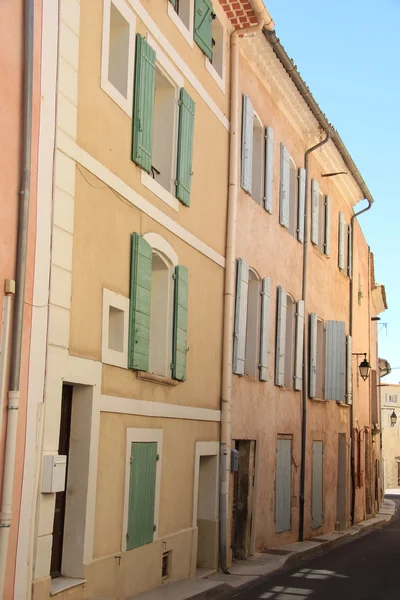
[0,0,34,594]
[298,133,330,542]
[220,8,274,574]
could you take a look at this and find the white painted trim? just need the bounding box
[100,0,136,116]
[102,288,129,368]
[122,428,163,551]
[0,296,13,438]
[143,232,179,266]
[205,56,226,93]
[167,1,194,48]
[99,394,221,422]
[141,171,180,212]
[146,34,185,90]
[192,441,219,527]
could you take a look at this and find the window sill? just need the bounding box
[337,401,350,408]
[167,3,194,47]
[137,371,179,387]
[309,397,327,403]
[141,171,180,212]
[205,56,226,93]
[50,577,86,596]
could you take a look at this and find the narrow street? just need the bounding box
[224,499,400,600]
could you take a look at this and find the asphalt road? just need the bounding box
[225,498,400,600]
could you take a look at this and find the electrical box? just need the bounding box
[230,448,239,472]
[42,455,67,493]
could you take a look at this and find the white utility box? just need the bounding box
[42,455,67,493]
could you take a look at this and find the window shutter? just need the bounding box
[132,35,156,173]
[127,442,157,549]
[297,168,306,243]
[172,265,188,381]
[176,89,195,206]
[233,258,249,375]
[128,233,152,371]
[259,277,271,381]
[275,439,292,533]
[294,300,305,391]
[346,335,353,404]
[279,144,290,228]
[324,320,345,401]
[324,195,331,257]
[338,212,345,270]
[312,441,324,529]
[348,224,353,278]
[169,0,176,4]
[275,285,287,386]
[193,0,213,59]
[311,179,319,245]
[264,127,274,214]
[309,312,317,398]
[241,94,253,194]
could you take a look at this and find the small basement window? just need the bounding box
[152,67,177,193]
[251,114,264,205]
[102,288,129,368]
[108,306,124,352]
[162,551,171,580]
[210,13,223,78]
[108,2,130,98]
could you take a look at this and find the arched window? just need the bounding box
[251,114,264,205]
[245,268,262,377]
[288,158,298,237]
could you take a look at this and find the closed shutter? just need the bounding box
[264,127,274,213]
[348,224,353,278]
[309,312,317,398]
[346,335,353,404]
[311,179,319,245]
[338,212,345,270]
[132,35,156,173]
[297,168,306,243]
[176,89,195,206]
[127,442,157,550]
[233,258,249,375]
[275,285,287,387]
[194,0,213,59]
[294,300,305,391]
[312,441,324,529]
[279,143,290,228]
[172,265,189,381]
[324,320,345,401]
[259,277,271,381]
[128,233,152,371]
[241,94,253,194]
[324,195,331,256]
[275,438,292,533]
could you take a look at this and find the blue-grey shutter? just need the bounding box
[172,265,188,381]
[346,335,353,404]
[259,277,271,381]
[325,320,345,401]
[311,179,319,245]
[279,143,290,228]
[348,224,353,278]
[297,168,306,243]
[241,94,253,194]
[275,438,292,533]
[128,233,152,371]
[233,258,249,375]
[294,300,305,391]
[338,212,345,270]
[309,312,317,398]
[324,195,331,256]
[275,285,287,387]
[312,441,324,529]
[264,127,274,214]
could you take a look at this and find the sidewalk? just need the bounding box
[126,500,396,600]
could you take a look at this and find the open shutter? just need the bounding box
[297,168,306,243]
[233,258,249,375]
[176,89,195,206]
[348,224,353,278]
[241,94,253,194]
[309,312,317,398]
[172,265,188,381]
[346,335,353,404]
[311,179,319,245]
[132,35,156,173]
[275,285,287,386]
[259,277,271,381]
[324,320,345,401]
[324,195,331,256]
[168,0,176,4]
[338,212,345,270]
[128,233,152,371]
[194,0,213,59]
[279,144,290,228]
[127,442,157,549]
[264,127,274,213]
[294,300,305,391]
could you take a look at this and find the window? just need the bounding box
[284,295,295,388]
[280,146,304,242]
[205,9,226,89]
[251,114,264,205]
[168,0,194,46]
[275,286,304,389]
[152,67,178,193]
[387,394,398,404]
[288,159,298,237]
[102,288,129,368]
[101,0,135,115]
[244,269,261,377]
[173,0,192,30]
[338,212,351,275]
[315,318,325,399]
[149,251,174,377]
[311,180,330,255]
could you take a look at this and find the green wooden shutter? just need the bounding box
[128,233,152,371]
[172,265,188,381]
[324,195,331,257]
[311,179,319,245]
[132,35,156,173]
[309,312,317,398]
[294,300,305,391]
[275,285,287,386]
[264,127,274,213]
[127,442,157,550]
[176,89,195,206]
[233,258,249,375]
[169,0,176,5]
[259,277,271,381]
[194,0,213,59]
[297,168,306,243]
[279,143,290,228]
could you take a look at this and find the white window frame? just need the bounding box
[284,293,296,388]
[244,268,262,377]
[102,288,129,368]
[167,0,195,47]
[122,428,163,552]
[100,0,136,115]
[250,111,265,205]
[204,5,226,93]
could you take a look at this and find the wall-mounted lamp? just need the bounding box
[390,411,397,427]
[352,353,371,381]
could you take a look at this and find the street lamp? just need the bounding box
[390,411,397,427]
[353,353,371,381]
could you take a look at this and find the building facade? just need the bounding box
[381,384,400,490]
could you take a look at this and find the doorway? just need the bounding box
[336,433,347,530]
[232,440,256,560]
[196,453,218,569]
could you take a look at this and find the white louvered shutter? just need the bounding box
[241,94,253,194]
[311,179,319,245]
[275,285,287,386]
[297,168,306,243]
[264,127,274,214]
[233,258,249,375]
[294,300,305,390]
[309,312,317,398]
[259,277,271,381]
[279,144,290,228]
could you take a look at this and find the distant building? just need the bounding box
[381,383,400,490]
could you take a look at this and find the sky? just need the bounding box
[264,0,400,383]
